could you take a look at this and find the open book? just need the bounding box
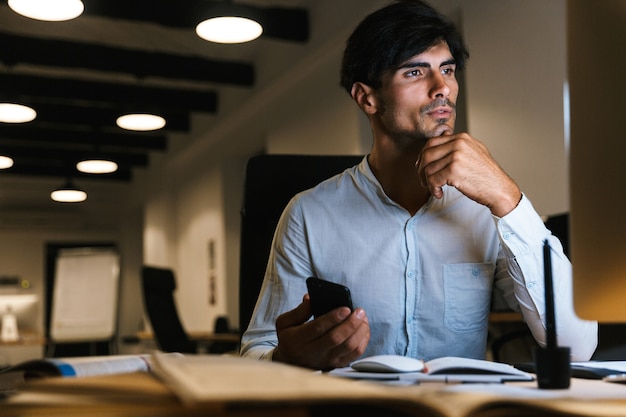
[330,356,534,383]
[147,354,624,417]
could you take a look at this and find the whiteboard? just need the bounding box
[50,248,120,342]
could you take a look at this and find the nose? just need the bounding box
[429,71,451,99]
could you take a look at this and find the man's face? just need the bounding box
[373,41,459,142]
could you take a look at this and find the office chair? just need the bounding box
[141,266,197,353]
[238,154,364,334]
[208,315,239,354]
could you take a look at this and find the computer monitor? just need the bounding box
[0,294,40,334]
[568,0,626,322]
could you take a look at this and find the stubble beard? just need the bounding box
[379,97,456,146]
[421,97,456,138]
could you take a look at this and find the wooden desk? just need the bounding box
[135,331,240,344]
[4,355,626,417]
[133,331,240,354]
[0,332,45,367]
[0,331,45,346]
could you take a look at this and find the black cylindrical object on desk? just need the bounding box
[535,240,571,389]
[534,345,571,389]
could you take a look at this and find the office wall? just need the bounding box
[140,0,388,332]
[463,0,568,216]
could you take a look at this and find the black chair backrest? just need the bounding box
[238,154,363,333]
[141,266,197,353]
[544,213,569,258]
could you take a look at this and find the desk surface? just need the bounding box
[135,331,240,344]
[3,355,626,417]
[0,331,45,346]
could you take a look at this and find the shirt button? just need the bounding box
[472,268,480,276]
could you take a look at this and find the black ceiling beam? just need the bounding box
[0,125,167,152]
[0,73,218,113]
[81,1,309,43]
[15,102,190,132]
[0,32,254,86]
[0,162,133,181]
[258,7,309,42]
[0,145,148,167]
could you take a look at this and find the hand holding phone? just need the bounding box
[306,277,353,319]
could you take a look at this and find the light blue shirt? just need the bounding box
[241,157,597,362]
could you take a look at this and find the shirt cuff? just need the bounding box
[241,346,275,361]
[494,193,549,254]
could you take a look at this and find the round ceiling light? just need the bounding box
[8,0,84,21]
[196,16,263,44]
[0,103,37,123]
[51,188,87,203]
[0,156,14,169]
[76,160,118,174]
[116,113,166,131]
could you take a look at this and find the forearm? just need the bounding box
[494,195,598,361]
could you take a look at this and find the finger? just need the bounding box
[326,310,371,367]
[415,157,426,188]
[416,135,454,186]
[275,296,313,331]
[325,309,368,354]
[418,153,452,199]
[301,305,352,338]
[425,161,452,199]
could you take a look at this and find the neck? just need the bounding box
[368,138,431,216]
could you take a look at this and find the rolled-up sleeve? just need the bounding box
[494,195,598,361]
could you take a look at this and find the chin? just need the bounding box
[431,125,453,137]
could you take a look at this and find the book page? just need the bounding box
[151,353,445,405]
[425,357,531,376]
[572,361,626,373]
[329,356,533,383]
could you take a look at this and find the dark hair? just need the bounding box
[340,0,469,93]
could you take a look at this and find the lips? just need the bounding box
[428,107,453,117]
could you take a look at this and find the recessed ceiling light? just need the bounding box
[0,156,14,169]
[116,114,166,131]
[196,16,263,44]
[0,103,37,123]
[76,160,118,174]
[51,188,87,203]
[8,0,84,21]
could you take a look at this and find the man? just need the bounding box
[240,0,597,370]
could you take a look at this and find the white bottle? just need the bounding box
[1,307,19,342]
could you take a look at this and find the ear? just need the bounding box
[350,82,378,115]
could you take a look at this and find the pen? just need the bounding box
[543,240,557,348]
[534,239,570,389]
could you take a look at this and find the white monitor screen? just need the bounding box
[569,0,626,322]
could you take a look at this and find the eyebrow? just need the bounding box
[397,58,456,70]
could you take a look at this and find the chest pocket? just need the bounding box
[443,263,494,333]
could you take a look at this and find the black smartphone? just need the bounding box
[306,277,353,318]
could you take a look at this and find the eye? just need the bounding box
[405,68,422,78]
[441,66,456,76]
